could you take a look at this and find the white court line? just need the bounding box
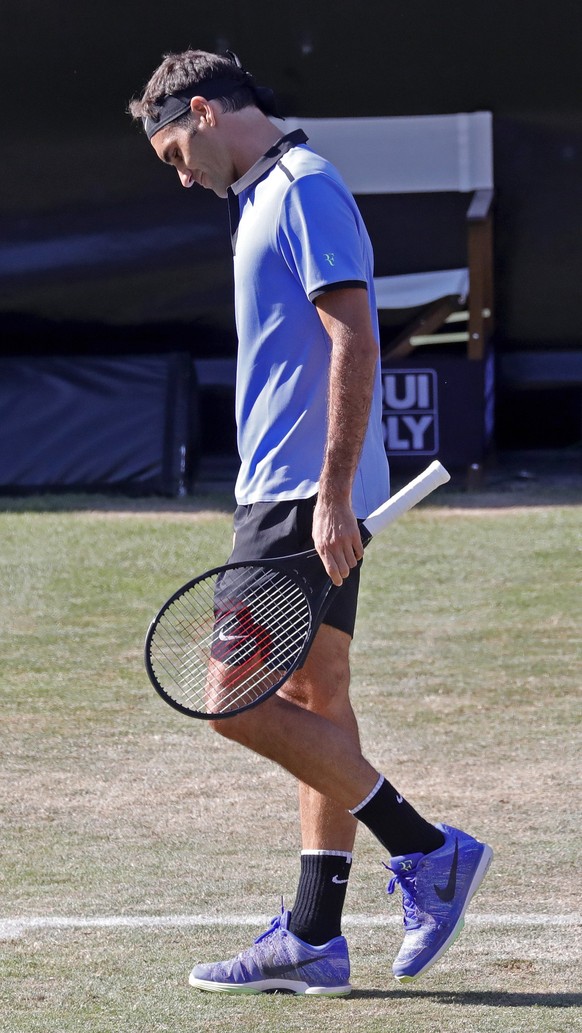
[1,913,580,941]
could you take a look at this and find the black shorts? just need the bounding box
[228,496,361,638]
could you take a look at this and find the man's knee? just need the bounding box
[208,712,250,743]
[280,669,349,714]
[208,708,262,748]
[279,629,352,716]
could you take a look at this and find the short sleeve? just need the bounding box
[277,172,369,301]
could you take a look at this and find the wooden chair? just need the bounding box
[282,113,494,362]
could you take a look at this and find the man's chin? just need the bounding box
[199,176,227,198]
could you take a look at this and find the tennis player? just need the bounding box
[129,49,493,995]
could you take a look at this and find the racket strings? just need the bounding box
[157,570,304,684]
[203,596,311,712]
[148,564,312,715]
[153,575,308,712]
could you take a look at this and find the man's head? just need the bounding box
[129,50,280,197]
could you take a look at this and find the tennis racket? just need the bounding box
[145,460,450,720]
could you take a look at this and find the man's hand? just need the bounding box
[312,495,364,587]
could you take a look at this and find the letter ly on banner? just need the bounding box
[381,370,438,456]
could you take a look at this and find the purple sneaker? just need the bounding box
[387,823,493,981]
[189,907,351,995]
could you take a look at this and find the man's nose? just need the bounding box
[178,168,194,188]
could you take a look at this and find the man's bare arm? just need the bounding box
[313,287,379,587]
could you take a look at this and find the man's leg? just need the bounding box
[193,610,491,991]
[211,636,441,832]
[272,624,446,946]
[210,624,446,947]
[190,624,364,996]
[280,625,359,850]
[278,625,359,945]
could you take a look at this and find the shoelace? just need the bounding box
[223,905,288,973]
[229,912,283,969]
[254,901,289,945]
[254,913,283,945]
[385,863,420,929]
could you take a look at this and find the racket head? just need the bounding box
[145,554,331,720]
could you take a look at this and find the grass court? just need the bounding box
[1,477,580,1032]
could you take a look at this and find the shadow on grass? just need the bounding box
[0,488,235,515]
[349,989,582,1008]
[1,484,581,515]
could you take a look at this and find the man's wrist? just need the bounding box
[318,468,354,505]
[317,485,352,507]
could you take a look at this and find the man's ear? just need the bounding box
[189,96,215,127]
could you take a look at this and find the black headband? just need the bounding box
[143,64,279,140]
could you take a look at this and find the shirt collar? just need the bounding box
[229,129,308,196]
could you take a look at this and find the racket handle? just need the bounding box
[362,460,450,539]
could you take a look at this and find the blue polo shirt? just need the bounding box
[228,130,389,517]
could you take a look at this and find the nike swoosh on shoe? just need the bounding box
[433,838,459,902]
[261,956,326,979]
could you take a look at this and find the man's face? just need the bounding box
[150,103,235,198]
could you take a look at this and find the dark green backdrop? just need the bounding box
[2,1,581,349]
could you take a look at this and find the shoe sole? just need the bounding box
[394,843,494,983]
[189,974,352,996]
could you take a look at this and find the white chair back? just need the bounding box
[280,113,493,194]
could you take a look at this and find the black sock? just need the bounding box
[351,775,445,857]
[288,851,352,946]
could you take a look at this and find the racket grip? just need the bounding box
[362,460,450,539]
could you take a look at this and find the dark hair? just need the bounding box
[128,49,256,122]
